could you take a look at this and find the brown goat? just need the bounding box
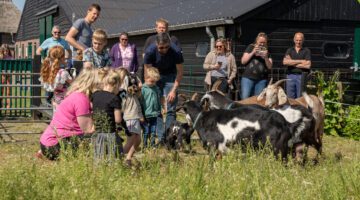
[253,79,324,155]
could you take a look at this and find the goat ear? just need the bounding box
[257,88,267,101]
[278,87,288,105]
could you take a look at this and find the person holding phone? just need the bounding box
[240,32,272,99]
[203,38,237,93]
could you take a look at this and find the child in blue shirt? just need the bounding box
[140,67,165,148]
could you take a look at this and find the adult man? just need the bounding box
[283,32,311,98]
[143,18,180,54]
[36,25,71,57]
[65,3,101,60]
[144,33,184,145]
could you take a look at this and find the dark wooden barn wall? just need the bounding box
[108,27,211,93]
[110,18,357,94]
[0,33,13,45]
[257,0,360,21]
[234,19,356,69]
[17,0,72,41]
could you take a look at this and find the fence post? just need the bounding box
[32,55,42,119]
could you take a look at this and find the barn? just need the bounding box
[14,0,360,102]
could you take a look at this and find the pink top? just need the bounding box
[120,44,133,70]
[40,92,92,147]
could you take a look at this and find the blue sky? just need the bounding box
[13,0,25,12]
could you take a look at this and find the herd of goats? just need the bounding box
[167,79,324,163]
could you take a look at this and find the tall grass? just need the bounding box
[0,140,359,200]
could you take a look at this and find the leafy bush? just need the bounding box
[343,105,360,140]
[315,71,346,136]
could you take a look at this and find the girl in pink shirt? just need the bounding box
[37,68,97,160]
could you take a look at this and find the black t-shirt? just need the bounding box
[242,44,271,80]
[143,34,180,52]
[284,47,311,74]
[91,91,122,133]
[143,43,184,75]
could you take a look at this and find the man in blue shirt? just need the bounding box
[144,33,184,146]
[36,25,71,58]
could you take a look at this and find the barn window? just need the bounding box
[323,42,350,59]
[195,42,209,57]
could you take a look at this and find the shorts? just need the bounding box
[125,119,142,135]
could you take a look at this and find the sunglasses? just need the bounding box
[215,45,224,48]
[158,45,170,50]
[53,32,61,34]
[120,38,128,41]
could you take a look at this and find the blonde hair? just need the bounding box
[67,68,99,97]
[40,46,65,84]
[98,67,122,88]
[92,29,108,43]
[156,18,169,29]
[254,32,268,48]
[115,68,129,84]
[215,38,228,52]
[146,67,160,81]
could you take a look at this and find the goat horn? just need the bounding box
[176,106,184,112]
[268,78,273,86]
[210,79,223,92]
[215,89,226,96]
[178,94,188,101]
[191,93,199,101]
[273,79,290,87]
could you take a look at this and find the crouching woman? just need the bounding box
[38,68,97,160]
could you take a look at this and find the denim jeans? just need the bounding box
[156,74,178,142]
[286,74,302,98]
[143,117,157,148]
[240,77,267,99]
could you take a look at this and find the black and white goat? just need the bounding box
[166,121,194,151]
[177,95,295,160]
[201,91,317,159]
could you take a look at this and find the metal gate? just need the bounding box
[0,56,51,140]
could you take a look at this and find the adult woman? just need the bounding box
[110,32,139,72]
[0,44,13,109]
[203,38,237,93]
[38,68,97,160]
[240,32,273,99]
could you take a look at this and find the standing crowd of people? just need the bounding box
[22,3,311,163]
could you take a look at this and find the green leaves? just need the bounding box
[316,70,359,140]
[316,71,345,136]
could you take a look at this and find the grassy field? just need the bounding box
[0,122,359,200]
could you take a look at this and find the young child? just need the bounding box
[39,46,72,110]
[116,68,143,167]
[140,67,165,148]
[91,68,124,160]
[83,29,111,68]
